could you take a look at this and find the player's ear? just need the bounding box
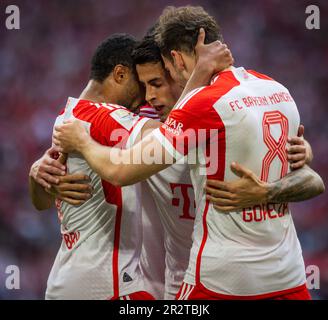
[171,50,185,72]
[113,64,129,84]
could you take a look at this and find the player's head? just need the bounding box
[132,30,182,122]
[90,33,144,112]
[156,6,223,87]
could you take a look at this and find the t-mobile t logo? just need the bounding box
[170,183,196,220]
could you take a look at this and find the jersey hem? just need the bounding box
[184,280,308,300]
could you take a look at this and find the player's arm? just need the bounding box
[206,124,320,211]
[29,148,92,210]
[206,162,325,212]
[265,165,324,203]
[53,119,171,186]
[29,172,55,210]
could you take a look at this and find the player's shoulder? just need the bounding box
[246,70,274,81]
[213,67,283,95]
[245,69,292,94]
[58,97,92,119]
[71,99,122,119]
[174,70,240,111]
[62,97,135,122]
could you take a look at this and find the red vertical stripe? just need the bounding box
[112,192,123,298]
[101,180,123,299]
[195,201,210,284]
[195,126,226,285]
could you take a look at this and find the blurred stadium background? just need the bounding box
[0,0,327,299]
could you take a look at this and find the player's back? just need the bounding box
[189,68,305,296]
[192,68,300,242]
[170,67,306,297]
[46,98,149,300]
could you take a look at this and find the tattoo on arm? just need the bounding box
[267,165,325,203]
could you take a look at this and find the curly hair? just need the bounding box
[90,33,137,82]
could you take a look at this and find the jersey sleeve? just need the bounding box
[152,87,225,159]
[72,102,148,148]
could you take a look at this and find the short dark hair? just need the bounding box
[90,33,137,82]
[155,6,223,60]
[131,23,163,66]
[131,34,163,66]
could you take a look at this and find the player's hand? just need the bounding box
[195,28,234,74]
[205,162,268,212]
[287,124,312,170]
[53,120,89,153]
[45,173,93,206]
[29,147,66,189]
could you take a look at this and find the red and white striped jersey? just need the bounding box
[46,97,150,300]
[152,67,306,298]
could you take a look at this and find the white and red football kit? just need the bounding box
[46,97,151,300]
[138,105,166,300]
[152,67,308,299]
[139,105,196,300]
[139,181,166,299]
[141,160,196,299]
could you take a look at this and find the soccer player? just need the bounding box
[132,34,197,299]
[130,30,318,300]
[53,6,325,300]
[30,34,157,300]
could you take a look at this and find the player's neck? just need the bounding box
[223,66,233,72]
[79,80,116,104]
